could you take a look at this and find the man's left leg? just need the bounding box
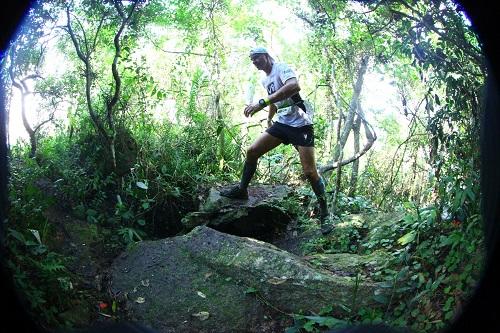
[221,132,282,199]
[298,146,332,234]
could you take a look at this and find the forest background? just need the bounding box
[1,0,485,332]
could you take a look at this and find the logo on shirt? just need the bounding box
[267,82,276,95]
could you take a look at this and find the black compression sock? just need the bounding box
[240,161,257,189]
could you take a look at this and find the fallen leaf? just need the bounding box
[141,279,150,287]
[135,297,145,304]
[267,277,287,285]
[191,311,210,321]
[28,229,41,244]
[136,181,148,190]
[197,291,207,299]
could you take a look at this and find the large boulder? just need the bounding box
[181,184,293,240]
[109,226,385,333]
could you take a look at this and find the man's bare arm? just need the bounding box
[267,104,277,127]
[267,78,300,105]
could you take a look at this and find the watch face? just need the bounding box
[259,99,266,106]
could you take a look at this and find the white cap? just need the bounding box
[249,47,269,56]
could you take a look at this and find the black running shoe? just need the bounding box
[220,185,249,200]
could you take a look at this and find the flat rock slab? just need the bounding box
[182,185,293,240]
[202,184,291,210]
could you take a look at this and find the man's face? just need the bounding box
[250,53,266,70]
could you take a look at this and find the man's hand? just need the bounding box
[244,103,262,117]
[267,118,274,128]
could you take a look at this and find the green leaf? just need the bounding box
[465,188,475,201]
[87,215,98,224]
[285,327,300,333]
[443,297,454,311]
[303,321,315,332]
[216,124,224,136]
[398,231,416,245]
[303,315,348,328]
[373,293,389,304]
[8,229,26,244]
[28,229,41,244]
[434,94,441,105]
[137,219,146,226]
[403,214,415,225]
[86,208,98,217]
[378,281,394,288]
[319,305,333,315]
[244,287,257,294]
[136,181,148,190]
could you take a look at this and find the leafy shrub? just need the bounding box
[7,152,75,327]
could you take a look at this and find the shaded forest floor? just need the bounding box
[43,201,321,331]
[22,181,482,333]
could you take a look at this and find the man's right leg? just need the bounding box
[221,132,282,199]
[297,146,332,234]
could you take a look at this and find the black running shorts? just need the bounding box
[266,122,314,147]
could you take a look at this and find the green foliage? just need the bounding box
[5,0,486,332]
[336,193,375,215]
[304,220,364,254]
[286,305,349,333]
[6,152,75,327]
[360,201,482,332]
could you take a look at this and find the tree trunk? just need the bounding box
[65,1,139,173]
[8,57,37,158]
[215,93,225,162]
[349,114,361,197]
[333,55,369,162]
[320,56,373,175]
[332,150,343,211]
[331,99,344,213]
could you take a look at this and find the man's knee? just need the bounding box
[303,168,319,182]
[246,146,260,162]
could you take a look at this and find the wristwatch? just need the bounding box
[258,98,267,108]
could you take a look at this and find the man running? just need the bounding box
[221,47,332,234]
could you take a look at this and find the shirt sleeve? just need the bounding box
[278,63,296,84]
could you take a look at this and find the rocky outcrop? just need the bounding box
[109,226,385,333]
[181,185,293,240]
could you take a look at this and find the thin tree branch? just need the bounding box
[319,116,377,174]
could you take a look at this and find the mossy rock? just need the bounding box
[109,226,387,332]
[181,185,293,241]
[304,250,394,277]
